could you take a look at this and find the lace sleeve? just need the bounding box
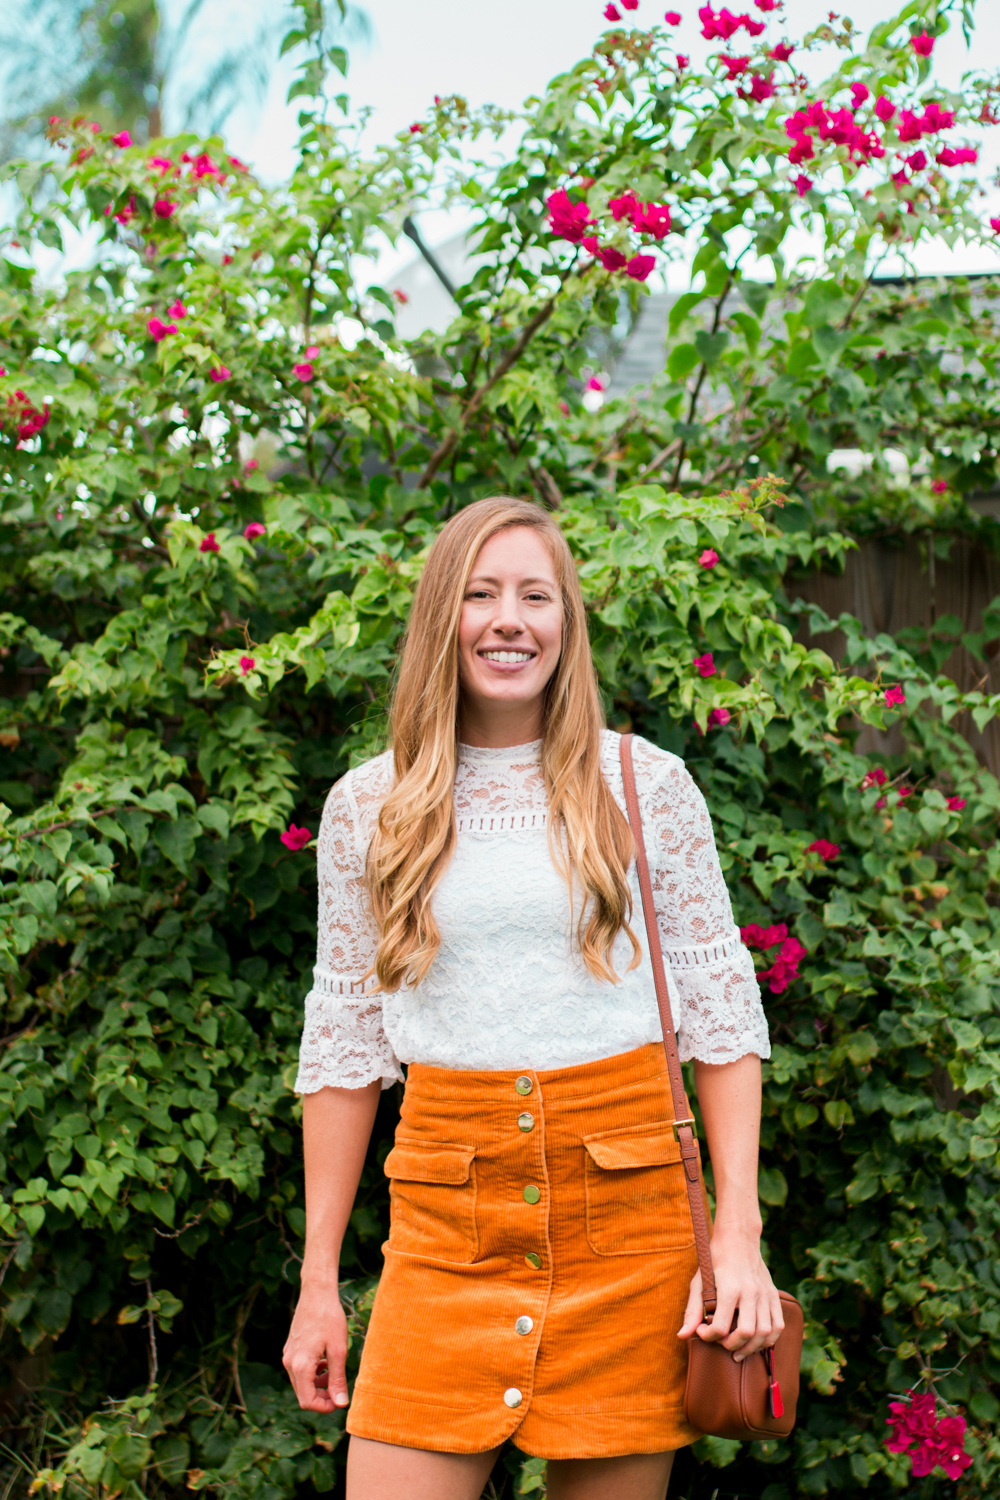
[294,759,403,1093]
[634,737,770,1065]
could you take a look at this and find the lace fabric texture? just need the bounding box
[295,731,769,1092]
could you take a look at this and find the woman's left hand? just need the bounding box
[677,1229,784,1362]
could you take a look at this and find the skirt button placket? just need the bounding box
[508,1071,547,1416]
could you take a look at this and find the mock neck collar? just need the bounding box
[457,738,542,765]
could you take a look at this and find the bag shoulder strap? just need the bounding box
[619,732,718,1314]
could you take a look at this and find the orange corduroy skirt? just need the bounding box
[347,1042,702,1459]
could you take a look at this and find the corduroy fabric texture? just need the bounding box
[347,1042,702,1459]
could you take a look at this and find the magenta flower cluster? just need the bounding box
[886,1390,972,1481]
[4,391,50,446]
[546,187,671,282]
[740,924,807,993]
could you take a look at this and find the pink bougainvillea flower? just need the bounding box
[850,82,870,108]
[699,547,719,568]
[280,824,312,851]
[874,95,896,124]
[149,155,173,173]
[891,168,910,187]
[392,288,409,303]
[936,146,977,166]
[191,152,220,180]
[634,201,673,236]
[112,195,137,225]
[586,375,606,391]
[741,71,777,102]
[676,52,689,67]
[754,0,778,9]
[223,253,234,265]
[886,1390,938,1455]
[947,795,966,811]
[111,130,132,147]
[49,115,61,126]
[910,29,934,56]
[292,361,315,382]
[769,41,794,60]
[664,9,682,21]
[897,785,913,800]
[199,533,220,553]
[720,54,751,78]
[208,366,231,382]
[794,173,813,196]
[808,838,840,860]
[740,923,788,950]
[244,458,259,472]
[558,399,570,415]
[239,655,255,675]
[990,218,1000,234]
[625,253,656,280]
[758,935,807,993]
[693,652,716,677]
[788,135,814,165]
[408,122,424,134]
[920,101,955,133]
[707,706,731,727]
[228,155,249,171]
[622,0,639,9]
[153,198,176,219]
[7,391,50,445]
[884,685,906,707]
[244,521,266,539]
[860,767,887,790]
[167,299,187,319]
[905,150,928,172]
[931,478,948,491]
[147,317,177,342]
[583,237,627,270]
[609,190,642,222]
[545,186,595,243]
[604,2,622,17]
[897,109,923,142]
[305,345,319,359]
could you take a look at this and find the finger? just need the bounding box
[327,1348,350,1409]
[733,1300,772,1361]
[677,1269,704,1340]
[768,1290,785,1345]
[700,1293,738,1345]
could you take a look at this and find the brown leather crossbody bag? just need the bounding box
[619,733,804,1440]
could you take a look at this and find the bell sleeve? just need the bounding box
[294,766,403,1092]
[636,739,770,1065]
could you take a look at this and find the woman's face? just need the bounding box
[457,526,563,739]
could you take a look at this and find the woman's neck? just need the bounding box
[458,700,544,749]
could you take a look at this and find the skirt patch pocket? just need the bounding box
[384,1138,479,1263]
[583,1123,694,1256]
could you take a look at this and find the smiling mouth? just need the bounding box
[479,649,535,663]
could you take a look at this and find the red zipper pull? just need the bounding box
[769,1378,784,1420]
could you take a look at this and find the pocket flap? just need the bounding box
[384,1139,475,1185]
[583,1127,683,1171]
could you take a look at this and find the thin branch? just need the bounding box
[416,295,558,489]
[144,1278,159,1392]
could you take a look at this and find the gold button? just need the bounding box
[515,1076,533,1096]
[524,1253,542,1269]
[517,1112,534,1132]
[515,1316,533,1336]
[523,1185,540,1204]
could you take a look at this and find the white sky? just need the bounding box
[216,0,1000,286]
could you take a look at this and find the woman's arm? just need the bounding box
[677,1054,784,1359]
[282,1082,381,1410]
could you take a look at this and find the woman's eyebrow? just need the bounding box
[466,574,556,587]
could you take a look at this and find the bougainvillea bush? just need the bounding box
[3,0,1000,1494]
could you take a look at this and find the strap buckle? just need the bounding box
[671,1117,696,1141]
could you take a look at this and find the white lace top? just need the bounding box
[294,730,768,1091]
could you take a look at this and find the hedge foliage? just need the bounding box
[2,1,1000,1495]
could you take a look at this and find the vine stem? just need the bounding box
[416,296,558,490]
[145,1278,159,1391]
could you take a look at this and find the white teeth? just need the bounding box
[482,650,533,663]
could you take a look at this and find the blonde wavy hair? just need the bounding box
[366,497,640,992]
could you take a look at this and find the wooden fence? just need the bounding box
[787,533,1000,776]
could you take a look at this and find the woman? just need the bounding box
[283,497,781,1500]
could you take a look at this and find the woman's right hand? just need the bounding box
[282,1277,350,1412]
